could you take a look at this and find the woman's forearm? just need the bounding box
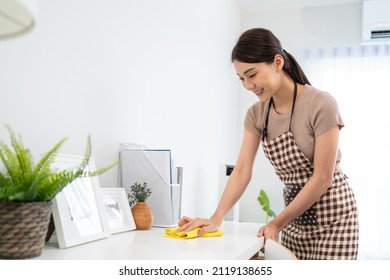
[270,175,333,230]
[211,167,252,226]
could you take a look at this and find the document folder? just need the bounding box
[118,146,182,227]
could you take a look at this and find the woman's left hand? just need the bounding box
[257,223,280,241]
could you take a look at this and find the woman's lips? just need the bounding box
[253,88,264,97]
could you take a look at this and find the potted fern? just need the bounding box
[0,125,117,259]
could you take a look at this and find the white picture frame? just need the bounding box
[100,188,136,234]
[51,154,110,249]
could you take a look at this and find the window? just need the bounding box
[301,44,390,260]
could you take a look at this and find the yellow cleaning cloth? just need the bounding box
[163,227,224,239]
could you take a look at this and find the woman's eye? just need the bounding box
[249,74,257,78]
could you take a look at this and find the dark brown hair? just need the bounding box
[231,28,311,85]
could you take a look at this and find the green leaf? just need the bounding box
[258,189,270,205]
[257,188,276,223]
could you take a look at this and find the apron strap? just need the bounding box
[289,81,298,132]
[262,97,273,141]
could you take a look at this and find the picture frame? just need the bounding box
[51,154,110,249]
[100,188,136,234]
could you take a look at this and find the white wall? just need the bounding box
[240,2,362,50]
[0,0,241,218]
[237,2,362,223]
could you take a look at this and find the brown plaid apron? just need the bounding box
[261,82,359,260]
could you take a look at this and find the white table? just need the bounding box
[37,221,264,260]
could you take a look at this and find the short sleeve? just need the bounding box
[244,103,262,136]
[311,92,344,137]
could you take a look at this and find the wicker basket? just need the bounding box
[0,201,52,259]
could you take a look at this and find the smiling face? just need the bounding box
[234,55,284,102]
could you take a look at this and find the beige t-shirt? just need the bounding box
[244,84,344,165]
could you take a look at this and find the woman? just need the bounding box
[178,28,359,260]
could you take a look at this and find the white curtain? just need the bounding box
[301,44,390,260]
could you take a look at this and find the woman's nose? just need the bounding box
[243,79,255,91]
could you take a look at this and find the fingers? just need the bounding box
[178,216,192,227]
[197,226,208,237]
[257,224,279,241]
[257,226,265,237]
[177,217,202,232]
[197,223,218,236]
[183,218,207,232]
[177,216,218,235]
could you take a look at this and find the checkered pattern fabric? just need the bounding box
[263,132,313,185]
[262,131,359,260]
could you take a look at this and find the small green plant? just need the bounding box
[0,125,118,202]
[127,182,151,207]
[257,189,276,223]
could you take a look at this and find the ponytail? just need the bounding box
[283,50,311,85]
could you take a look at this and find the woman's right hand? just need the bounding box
[177,216,220,236]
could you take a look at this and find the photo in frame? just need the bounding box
[51,154,110,249]
[100,188,136,234]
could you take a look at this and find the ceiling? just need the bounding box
[235,0,364,12]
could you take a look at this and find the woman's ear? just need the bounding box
[273,54,284,72]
